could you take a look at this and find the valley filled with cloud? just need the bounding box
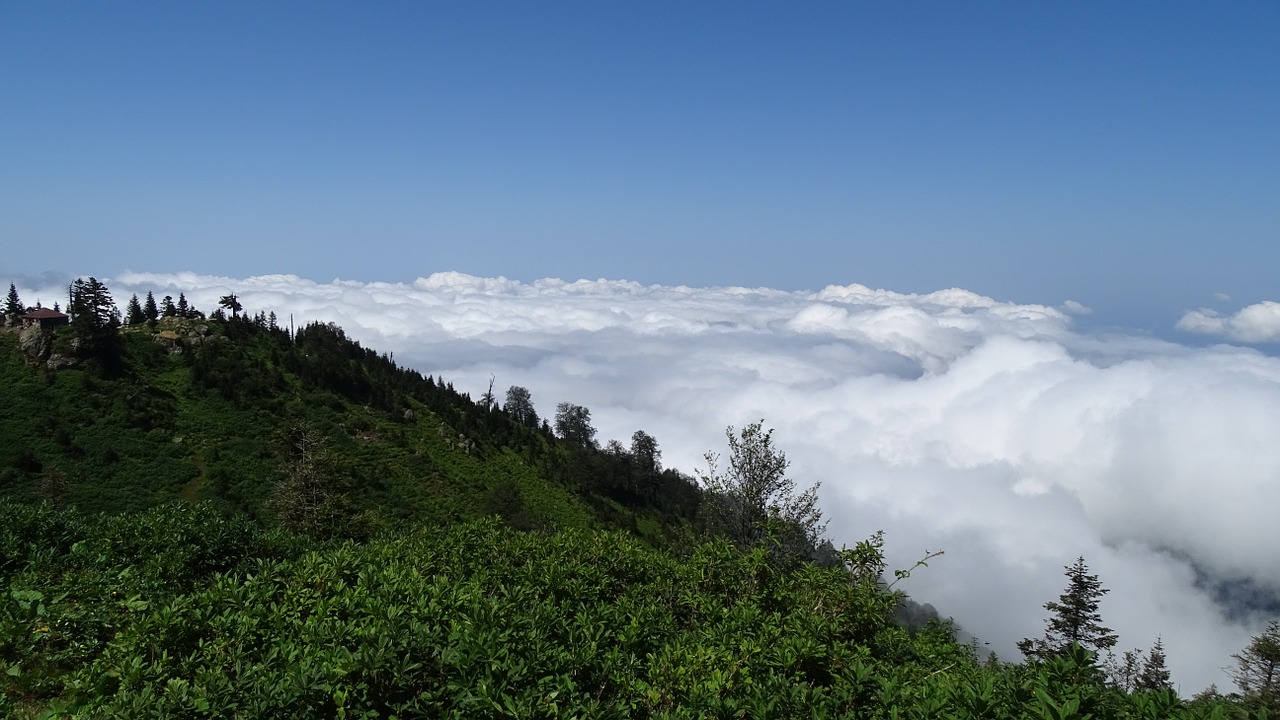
[21,270,1279,692]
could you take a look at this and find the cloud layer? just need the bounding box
[17,270,1280,692]
[1179,302,1280,343]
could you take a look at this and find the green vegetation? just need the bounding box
[2,279,1277,717]
[0,304,699,540]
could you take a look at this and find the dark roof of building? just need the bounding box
[21,308,68,320]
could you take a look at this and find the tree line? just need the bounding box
[5,275,1280,712]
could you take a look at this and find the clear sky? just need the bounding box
[2,2,1278,332]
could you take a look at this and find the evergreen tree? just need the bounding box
[69,277,118,329]
[1018,556,1118,660]
[4,282,22,320]
[1232,620,1280,713]
[1109,649,1142,693]
[125,294,146,325]
[218,293,242,318]
[161,295,176,317]
[68,277,122,368]
[1137,637,1172,691]
[268,423,352,536]
[177,293,190,317]
[143,291,159,322]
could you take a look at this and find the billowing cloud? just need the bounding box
[1179,302,1280,343]
[16,270,1280,692]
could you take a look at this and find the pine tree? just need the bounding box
[1232,620,1280,713]
[268,423,353,536]
[68,277,122,367]
[1136,637,1172,691]
[143,291,159,322]
[125,294,146,325]
[161,295,176,317]
[69,277,118,329]
[218,293,242,318]
[177,293,190,317]
[4,283,22,320]
[1018,556,1118,660]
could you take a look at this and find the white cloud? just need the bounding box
[1178,301,1280,343]
[1061,299,1092,316]
[22,270,1280,693]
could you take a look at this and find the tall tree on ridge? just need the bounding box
[554,402,596,447]
[218,292,242,318]
[505,386,538,428]
[1018,556,1118,661]
[4,283,22,317]
[69,277,118,329]
[125,294,145,325]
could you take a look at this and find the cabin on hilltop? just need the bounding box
[21,307,70,330]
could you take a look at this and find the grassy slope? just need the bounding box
[0,318,695,540]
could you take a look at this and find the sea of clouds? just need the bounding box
[17,270,1280,693]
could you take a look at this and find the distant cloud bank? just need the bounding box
[14,270,1280,692]
[1179,301,1280,343]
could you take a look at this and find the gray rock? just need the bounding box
[18,324,52,362]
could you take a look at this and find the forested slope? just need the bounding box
[0,309,699,543]
[2,285,1276,717]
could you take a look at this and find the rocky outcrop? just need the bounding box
[17,324,79,369]
[18,324,52,362]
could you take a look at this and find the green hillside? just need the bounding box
[0,309,699,544]
[2,287,1275,718]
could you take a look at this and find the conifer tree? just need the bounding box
[177,293,190,317]
[1018,556,1117,660]
[4,283,22,320]
[143,291,159,322]
[269,423,353,536]
[69,277,118,329]
[218,293,242,318]
[161,295,176,317]
[1137,637,1172,691]
[68,277,122,367]
[1232,620,1280,713]
[125,294,146,325]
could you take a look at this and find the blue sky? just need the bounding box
[2,2,1278,333]
[5,5,1280,685]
